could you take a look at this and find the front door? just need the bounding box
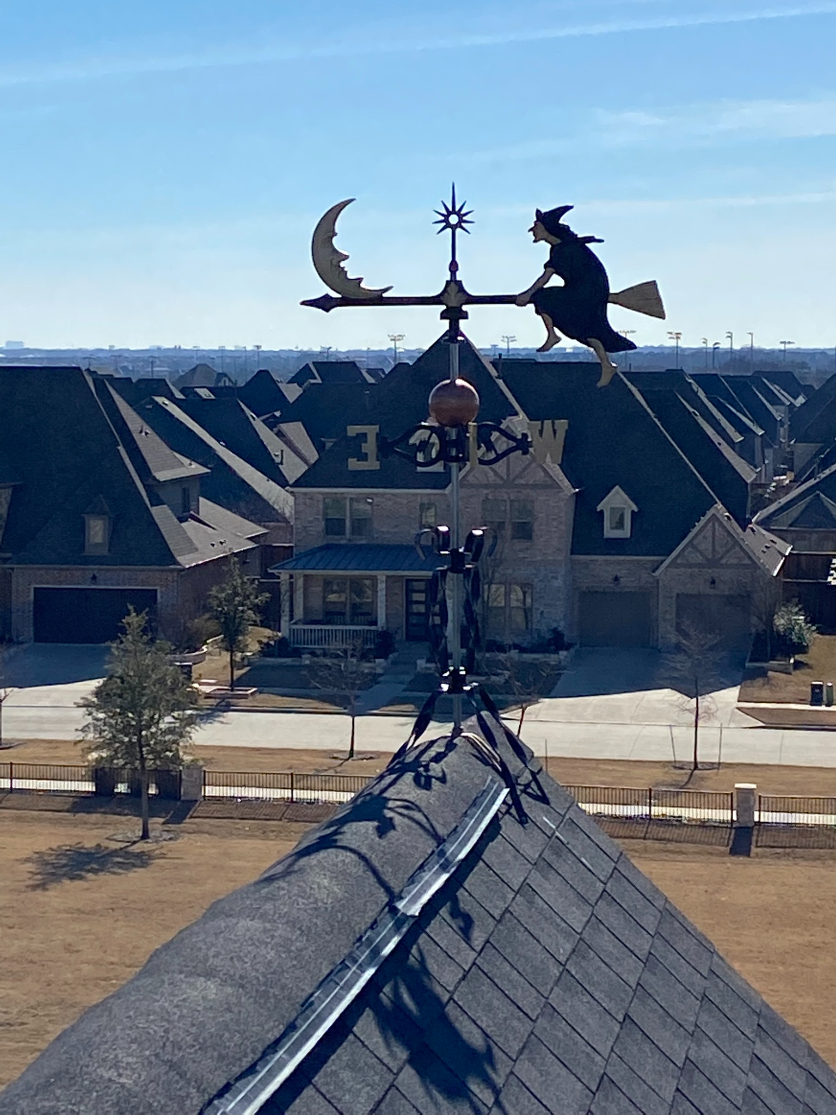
[405,579,430,641]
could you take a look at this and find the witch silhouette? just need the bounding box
[515,205,665,386]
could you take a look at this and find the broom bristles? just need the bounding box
[609,280,666,320]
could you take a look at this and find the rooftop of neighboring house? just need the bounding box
[755,460,836,534]
[4,727,833,1115]
[0,366,261,568]
[497,361,720,557]
[289,359,382,387]
[238,369,302,418]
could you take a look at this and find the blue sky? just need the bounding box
[0,0,835,352]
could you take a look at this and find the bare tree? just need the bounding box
[306,642,371,760]
[492,653,554,737]
[750,578,782,662]
[0,640,11,749]
[665,620,726,774]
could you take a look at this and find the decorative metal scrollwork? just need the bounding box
[379,420,530,469]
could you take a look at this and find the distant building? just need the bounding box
[4,341,24,350]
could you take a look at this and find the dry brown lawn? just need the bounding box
[740,633,836,704]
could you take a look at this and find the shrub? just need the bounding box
[373,629,396,659]
[773,602,817,655]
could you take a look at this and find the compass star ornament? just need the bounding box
[433,185,473,278]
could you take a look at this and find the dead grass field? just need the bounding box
[740,633,836,704]
[0,809,308,1088]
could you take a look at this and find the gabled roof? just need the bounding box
[625,370,744,450]
[655,505,789,578]
[289,360,379,387]
[692,375,782,445]
[0,366,246,569]
[134,397,293,524]
[756,462,836,535]
[176,397,308,485]
[791,373,836,441]
[791,392,836,446]
[173,363,235,390]
[6,729,834,1115]
[750,368,809,402]
[498,362,719,557]
[238,369,301,418]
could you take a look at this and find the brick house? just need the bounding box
[0,366,267,643]
[272,338,789,651]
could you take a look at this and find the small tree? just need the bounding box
[307,642,370,760]
[206,557,268,690]
[80,610,198,840]
[665,620,725,774]
[773,602,817,656]
[492,653,553,737]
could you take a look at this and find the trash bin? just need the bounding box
[827,682,834,707]
[811,681,824,706]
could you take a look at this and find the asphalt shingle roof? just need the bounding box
[3,728,831,1115]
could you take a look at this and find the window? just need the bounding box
[181,486,192,516]
[482,497,506,536]
[419,502,437,529]
[324,497,347,537]
[321,577,376,625]
[84,514,110,555]
[486,582,533,638]
[323,497,373,539]
[349,497,373,539]
[597,486,638,539]
[510,499,534,541]
[509,583,533,634]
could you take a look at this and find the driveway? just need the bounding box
[533,647,750,727]
[2,644,109,689]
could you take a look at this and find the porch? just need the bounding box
[270,544,438,650]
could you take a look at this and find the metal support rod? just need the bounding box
[448,336,463,732]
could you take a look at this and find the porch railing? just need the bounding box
[288,624,379,649]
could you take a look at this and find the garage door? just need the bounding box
[33,588,159,644]
[675,593,751,650]
[578,591,652,647]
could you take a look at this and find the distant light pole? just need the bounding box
[712,342,721,368]
[747,332,754,371]
[320,346,333,361]
[253,344,262,369]
[726,331,734,365]
[780,340,795,362]
[667,331,682,367]
[491,343,499,358]
[219,345,226,373]
[702,338,709,368]
[501,334,516,357]
[388,333,405,365]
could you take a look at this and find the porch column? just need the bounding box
[280,572,291,633]
[377,574,387,630]
[294,575,304,624]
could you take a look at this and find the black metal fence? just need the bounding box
[565,785,734,827]
[757,794,836,848]
[203,769,371,805]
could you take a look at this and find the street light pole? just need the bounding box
[388,333,405,366]
[780,340,795,363]
[747,332,754,371]
[667,331,682,368]
[501,334,516,357]
[726,331,733,366]
[712,342,720,368]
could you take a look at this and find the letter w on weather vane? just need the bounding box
[302,187,666,387]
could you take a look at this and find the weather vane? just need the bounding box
[301,188,667,741]
[303,185,666,385]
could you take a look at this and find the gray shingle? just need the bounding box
[590,1075,646,1114]
[528,859,594,932]
[604,1052,671,1115]
[805,1072,836,1115]
[754,1027,808,1102]
[283,1086,342,1114]
[497,812,550,864]
[425,907,478,972]
[611,1017,680,1102]
[583,913,645,986]
[437,884,497,954]
[593,892,653,962]
[566,940,634,1021]
[677,1059,741,1115]
[627,986,692,1068]
[509,882,579,963]
[370,1088,422,1115]
[748,1053,805,1114]
[705,969,760,1039]
[487,910,561,1001]
[614,853,667,910]
[649,934,707,999]
[453,966,534,1060]
[514,1035,593,1115]
[491,1073,551,1115]
[552,815,617,881]
[394,1047,489,1114]
[607,868,663,935]
[460,860,515,920]
[480,831,531,885]
[407,935,465,994]
[687,1025,749,1106]
[657,907,713,975]
[425,1000,511,1107]
[309,1033,394,1115]
[639,954,701,1031]
[696,996,754,1072]
[550,970,622,1060]
[475,943,545,1020]
[353,1001,423,1075]
[542,837,606,904]
[533,1003,606,1092]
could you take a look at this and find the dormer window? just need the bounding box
[84,514,111,555]
[597,486,638,540]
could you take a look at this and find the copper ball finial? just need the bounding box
[428,378,480,427]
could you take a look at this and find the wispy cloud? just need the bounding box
[0,2,834,89]
[599,96,836,143]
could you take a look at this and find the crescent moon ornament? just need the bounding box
[311,199,392,300]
